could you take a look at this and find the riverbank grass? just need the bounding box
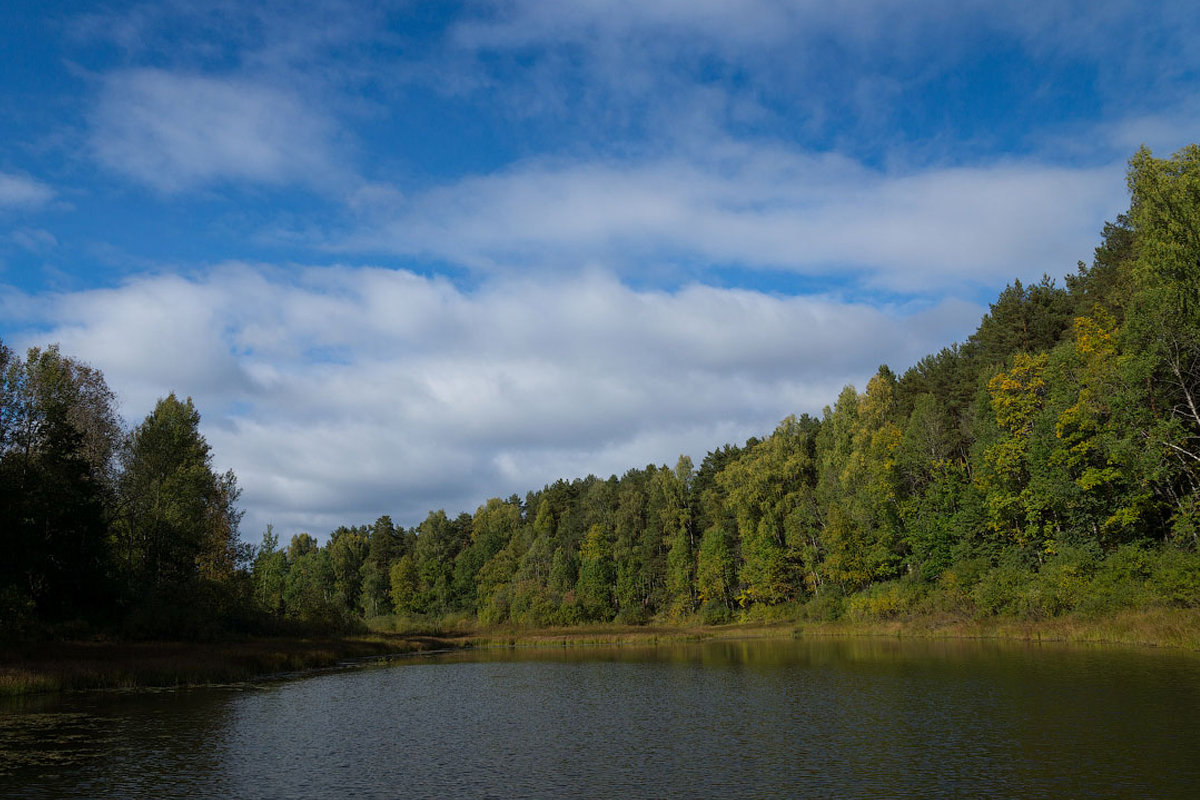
[4,606,1198,698]
[0,634,457,697]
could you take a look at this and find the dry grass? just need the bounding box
[6,607,1196,697]
[0,621,805,697]
[796,606,1200,649]
[0,633,462,697]
[458,608,1200,653]
[462,620,797,649]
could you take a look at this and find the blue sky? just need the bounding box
[2,0,1198,538]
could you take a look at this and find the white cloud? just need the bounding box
[0,173,55,210]
[456,0,1188,65]
[8,228,58,253]
[444,0,1200,169]
[348,150,1127,293]
[12,264,983,539]
[92,69,343,192]
[1102,106,1200,159]
[454,0,809,50]
[13,0,1184,544]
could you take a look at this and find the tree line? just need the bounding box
[4,144,1200,638]
[250,145,1200,629]
[0,351,248,638]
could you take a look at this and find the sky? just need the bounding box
[2,0,1198,540]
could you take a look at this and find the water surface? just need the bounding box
[3,637,1197,798]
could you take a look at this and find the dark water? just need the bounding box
[2,637,1198,799]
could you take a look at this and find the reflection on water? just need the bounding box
[0,709,113,773]
[2,638,1198,799]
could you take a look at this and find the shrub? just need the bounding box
[844,580,926,622]
[930,558,991,615]
[1148,548,1200,607]
[972,562,1035,617]
[1077,544,1153,615]
[799,589,845,622]
[699,599,732,625]
[1026,543,1100,616]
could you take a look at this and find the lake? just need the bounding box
[2,637,1198,799]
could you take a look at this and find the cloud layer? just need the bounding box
[4,1,1197,542]
[92,70,342,192]
[349,150,1125,292]
[11,265,982,537]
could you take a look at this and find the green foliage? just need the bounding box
[695,521,737,612]
[970,561,1037,617]
[697,597,733,624]
[1128,145,1200,322]
[659,456,696,619]
[413,510,469,615]
[252,527,287,617]
[328,526,368,614]
[361,516,400,615]
[283,546,340,626]
[1075,543,1153,614]
[844,579,927,622]
[1026,544,1102,617]
[817,374,904,592]
[718,415,819,604]
[112,394,246,633]
[1147,547,1200,607]
[0,344,119,627]
[389,555,419,614]
[576,524,616,621]
[968,276,1074,370]
[1123,145,1200,545]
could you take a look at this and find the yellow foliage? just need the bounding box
[987,352,1049,433]
[1072,310,1117,357]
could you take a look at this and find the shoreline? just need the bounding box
[4,607,1198,698]
[0,633,463,698]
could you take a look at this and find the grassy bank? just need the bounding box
[466,606,1200,651]
[462,621,796,648]
[5,606,1197,698]
[793,606,1200,649]
[0,633,466,697]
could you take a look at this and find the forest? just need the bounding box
[3,145,1200,640]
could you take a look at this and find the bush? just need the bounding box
[844,580,926,622]
[698,599,732,625]
[1148,548,1200,607]
[928,558,991,615]
[556,599,584,626]
[972,562,1035,617]
[799,590,845,622]
[1077,544,1153,615]
[1026,543,1100,616]
[508,588,559,627]
[614,605,648,625]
